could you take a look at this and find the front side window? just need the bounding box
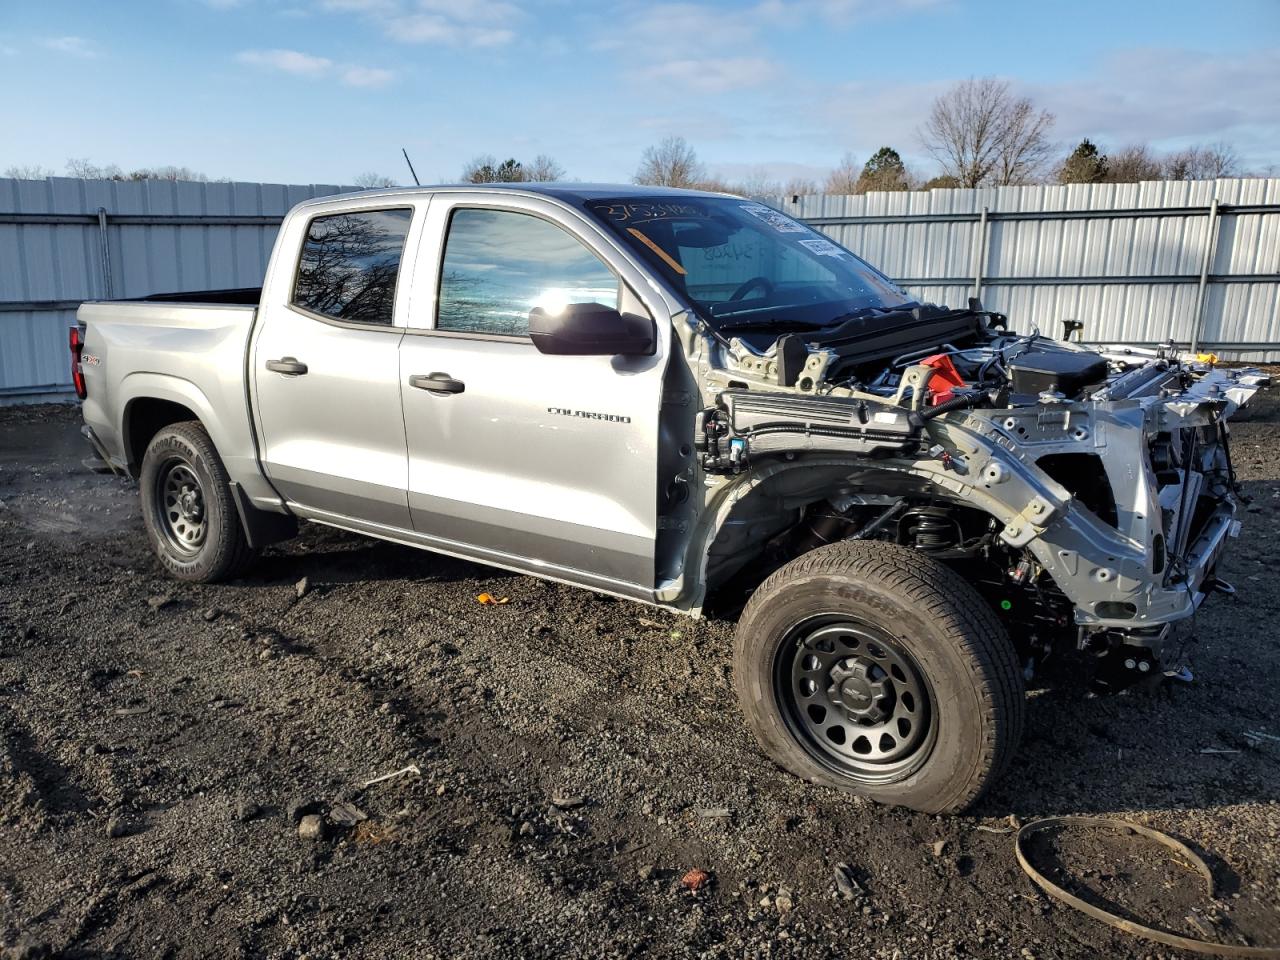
[292,208,412,325]
[437,208,619,336]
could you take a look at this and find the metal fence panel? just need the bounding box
[2,175,1278,402]
[768,177,1280,361]
[0,176,355,400]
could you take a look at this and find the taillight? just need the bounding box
[69,326,87,399]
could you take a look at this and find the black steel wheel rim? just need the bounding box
[774,615,935,782]
[155,458,208,556]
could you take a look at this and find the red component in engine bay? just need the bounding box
[920,353,966,405]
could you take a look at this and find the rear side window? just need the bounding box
[292,208,412,325]
[437,208,618,336]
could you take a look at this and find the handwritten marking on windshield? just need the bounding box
[627,228,687,275]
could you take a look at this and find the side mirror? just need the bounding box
[528,302,655,357]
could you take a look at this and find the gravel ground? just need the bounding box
[1,395,1278,959]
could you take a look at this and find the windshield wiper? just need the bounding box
[714,318,831,333]
[827,303,924,325]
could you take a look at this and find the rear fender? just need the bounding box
[118,372,280,508]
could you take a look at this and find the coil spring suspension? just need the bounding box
[900,508,959,552]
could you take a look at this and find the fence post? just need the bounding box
[96,207,114,299]
[972,205,989,302]
[1189,197,1220,355]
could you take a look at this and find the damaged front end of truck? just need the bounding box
[674,304,1268,691]
[588,193,1267,693]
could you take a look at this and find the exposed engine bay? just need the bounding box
[668,301,1271,692]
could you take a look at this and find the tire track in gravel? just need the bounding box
[4,401,1280,958]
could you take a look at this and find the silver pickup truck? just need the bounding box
[75,184,1267,813]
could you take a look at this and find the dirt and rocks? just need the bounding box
[1,397,1278,959]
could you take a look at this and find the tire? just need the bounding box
[733,539,1024,814]
[139,421,256,583]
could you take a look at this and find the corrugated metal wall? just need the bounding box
[2,176,1277,402]
[768,177,1280,361]
[0,176,356,402]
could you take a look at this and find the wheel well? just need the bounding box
[124,398,199,476]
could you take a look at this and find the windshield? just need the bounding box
[586,196,915,331]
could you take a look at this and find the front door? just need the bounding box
[252,203,418,528]
[398,195,668,591]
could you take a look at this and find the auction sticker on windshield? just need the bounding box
[797,237,850,258]
[739,203,808,233]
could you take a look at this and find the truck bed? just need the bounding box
[77,297,271,506]
[134,287,262,306]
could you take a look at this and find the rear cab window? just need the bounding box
[436,208,619,337]
[292,208,412,325]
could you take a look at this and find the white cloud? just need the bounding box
[808,46,1280,176]
[637,57,781,95]
[319,0,523,47]
[237,48,334,76]
[385,12,513,46]
[42,36,97,58]
[237,48,394,87]
[341,65,394,87]
[595,4,757,57]
[756,0,948,22]
[414,0,521,23]
[321,0,397,10]
[1033,48,1280,149]
[709,159,832,184]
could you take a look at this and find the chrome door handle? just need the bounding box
[409,373,465,395]
[266,357,308,376]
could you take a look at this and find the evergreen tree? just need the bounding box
[1057,139,1108,184]
[856,146,910,193]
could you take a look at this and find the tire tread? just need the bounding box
[141,421,255,583]
[734,539,1024,813]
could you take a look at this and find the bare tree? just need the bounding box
[919,77,1054,187]
[992,96,1055,185]
[919,174,962,190]
[64,158,213,182]
[634,136,705,188]
[353,172,398,188]
[823,152,860,194]
[695,175,734,193]
[525,154,566,182]
[1163,142,1240,180]
[733,167,783,197]
[2,164,55,180]
[458,153,565,184]
[126,165,210,182]
[782,176,819,196]
[461,155,526,183]
[66,157,123,179]
[1104,144,1163,183]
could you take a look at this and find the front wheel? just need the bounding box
[139,421,255,582]
[733,540,1024,814]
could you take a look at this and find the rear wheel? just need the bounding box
[139,421,255,582]
[733,540,1023,814]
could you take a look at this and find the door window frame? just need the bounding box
[403,192,667,347]
[431,205,623,342]
[286,205,416,331]
[260,194,429,335]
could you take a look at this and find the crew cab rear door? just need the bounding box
[250,196,428,527]
[398,192,669,596]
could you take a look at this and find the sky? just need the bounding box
[3,0,1279,187]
